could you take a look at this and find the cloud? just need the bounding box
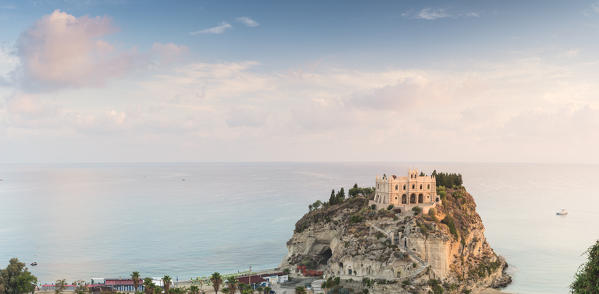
[16,9,137,90]
[403,8,480,20]
[4,52,599,162]
[0,44,18,85]
[190,22,232,35]
[417,8,450,20]
[151,42,189,64]
[236,16,259,27]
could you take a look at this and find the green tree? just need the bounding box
[0,258,37,294]
[210,273,223,294]
[162,276,172,294]
[143,277,154,294]
[312,200,322,210]
[349,183,359,197]
[262,287,271,294]
[189,285,199,294]
[336,188,345,203]
[294,286,306,294]
[571,240,599,293]
[131,272,140,293]
[238,283,251,294]
[329,189,336,205]
[55,279,66,294]
[225,277,238,294]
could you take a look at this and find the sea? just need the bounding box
[1,162,598,294]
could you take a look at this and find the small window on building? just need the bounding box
[395,184,398,190]
[403,184,406,190]
[412,184,415,189]
[420,184,422,190]
[427,184,430,189]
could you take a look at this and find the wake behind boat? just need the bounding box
[556,209,568,216]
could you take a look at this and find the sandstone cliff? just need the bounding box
[280,186,511,293]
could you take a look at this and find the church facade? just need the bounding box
[374,169,439,209]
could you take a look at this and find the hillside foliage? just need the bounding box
[571,240,599,293]
[432,170,463,187]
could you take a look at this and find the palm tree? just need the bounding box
[225,277,238,294]
[210,272,223,294]
[162,276,172,294]
[238,284,253,294]
[143,277,154,294]
[131,272,140,293]
[55,279,66,294]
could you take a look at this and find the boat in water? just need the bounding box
[30,262,37,266]
[556,209,568,216]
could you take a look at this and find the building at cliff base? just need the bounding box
[373,169,439,212]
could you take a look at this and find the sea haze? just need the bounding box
[1,162,597,294]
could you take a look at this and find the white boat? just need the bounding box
[556,209,568,216]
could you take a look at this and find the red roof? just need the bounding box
[105,279,136,286]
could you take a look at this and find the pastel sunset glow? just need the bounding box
[1,1,598,163]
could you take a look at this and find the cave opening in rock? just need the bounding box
[317,247,333,265]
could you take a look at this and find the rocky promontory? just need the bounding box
[280,184,511,293]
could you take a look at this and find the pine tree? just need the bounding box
[336,187,345,203]
[329,189,336,205]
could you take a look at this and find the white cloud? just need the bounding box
[236,16,259,27]
[404,8,480,20]
[417,8,450,20]
[190,22,232,35]
[3,51,599,162]
[16,9,138,90]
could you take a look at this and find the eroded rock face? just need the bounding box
[281,187,511,293]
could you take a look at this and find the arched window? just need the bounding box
[412,184,415,189]
[410,193,416,203]
[420,184,422,190]
[427,184,430,189]
[403,184,406,190]
[418,193,424,203]
[402,194,407,204]
[395,184,398,190]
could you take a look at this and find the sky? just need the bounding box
[1,0,599,163]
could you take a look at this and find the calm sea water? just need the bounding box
[1,162,597,293]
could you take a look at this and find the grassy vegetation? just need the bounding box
[427,279,444,294]
[441,216,459,240]
[411,206,422,215]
